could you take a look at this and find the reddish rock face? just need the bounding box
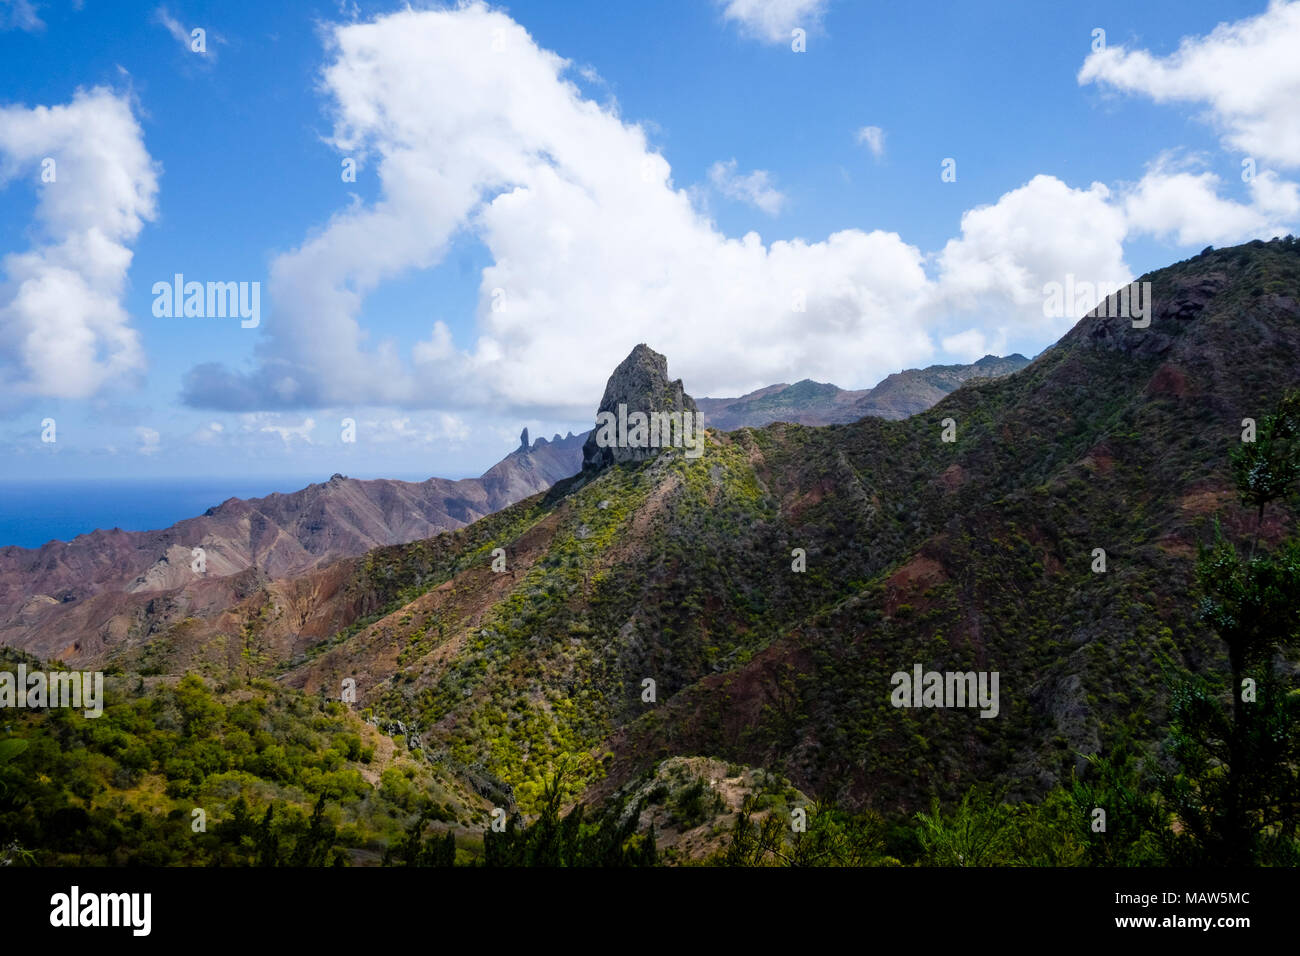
[1146,362,1192,398]
[936,462,966,492]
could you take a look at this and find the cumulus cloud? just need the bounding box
[1078,0,1300,168]
[1250,169,1300,221]
[179,4,946,411]
[1123,164,1285,247]
[933,174,1131,347]
[708,159,786,215]
[856,125,885,159]
[0,87,158,401]
[941,328,1004,362]
[718,0,828,44]
[179,5,1159,415]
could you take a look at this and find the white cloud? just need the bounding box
[0,87,158,401]
[934,174,1132,343]
[708,158,786,215]
[1251,169,1300,221]
[190,421,225,445]
[153,6,190,48]
[718,0,829,44]
[153,6,218,61]
[181,408,488,453]
[1123,164,1284,247]
[1078,0,1300,168]
[257,416,316,444]
[856,125,885,159]
[179,4,945,410]
[1078,3,1300,249]
[1,0,43,32]
[181,6,1154,417]
[942,328,1004,362]
[360,413,471,445]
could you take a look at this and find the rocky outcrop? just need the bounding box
[581,344,700,470]
[1079,266,1230,358]
[1155,273,1230,323]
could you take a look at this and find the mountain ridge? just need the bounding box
[0,433,586,646]
[696,353,1030,430]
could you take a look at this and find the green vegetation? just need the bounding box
[5,238,1300,866]
[0,659,455,865]
[480,764,657,867]
[1160,389,1300,864]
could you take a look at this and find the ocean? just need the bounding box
[0,476,426,549]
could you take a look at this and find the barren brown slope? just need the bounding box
[0,432,584,655]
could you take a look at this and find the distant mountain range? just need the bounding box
[696,354,1030,430]
[0,433,585,658]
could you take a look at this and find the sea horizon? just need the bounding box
[0,473,460,549]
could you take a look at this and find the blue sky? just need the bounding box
[0,0,1296,483]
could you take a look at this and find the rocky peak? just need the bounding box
[582,344,700,470]
[1080,271,1230,359]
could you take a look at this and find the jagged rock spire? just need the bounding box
[581,344,700,470]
